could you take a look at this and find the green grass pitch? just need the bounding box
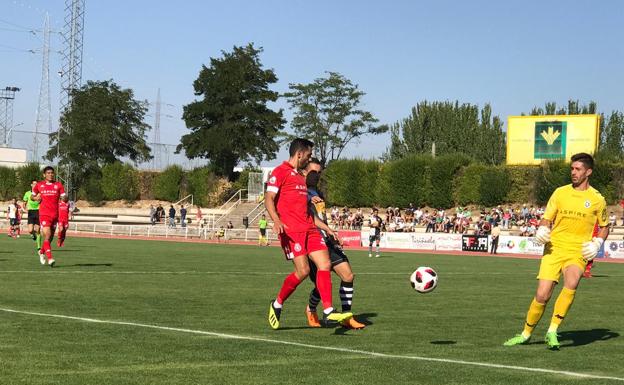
[1,235,623,384]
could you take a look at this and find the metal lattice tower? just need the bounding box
[0,87,20,147]
[59,0,85,116]
[34,12,52,162]
[153,88,162,170]
[59,0,85,194]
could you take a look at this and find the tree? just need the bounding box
[47,80,151,189]
[284,72,387,167]
[178,44,285,180]
[386,101,505,164]
[599,111,624,160]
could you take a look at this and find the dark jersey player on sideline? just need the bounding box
[303,158,366,329]
[368,209,383,258]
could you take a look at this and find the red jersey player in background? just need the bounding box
[57,194,70,247]
[266,138,353,329]
[32,166,65,267]
[583,221,601,278]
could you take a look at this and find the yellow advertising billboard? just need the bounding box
[506,115,600,165]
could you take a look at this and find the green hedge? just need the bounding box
[323,159,380,207]
[154,165,184,202]
[101,162,140,201]
[0,166,17,200]
[324,157,624,208]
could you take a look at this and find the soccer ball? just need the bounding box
[410,267,438,293]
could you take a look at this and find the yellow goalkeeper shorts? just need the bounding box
[537,251,587,282]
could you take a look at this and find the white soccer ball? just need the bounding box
[410,266,438,293]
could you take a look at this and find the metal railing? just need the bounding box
[174,194,194,207]
[247,201,266,226]
[211,189,246,230]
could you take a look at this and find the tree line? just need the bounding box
[44,43,624,197]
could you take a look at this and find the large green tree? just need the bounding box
[178,44,285,180]
[284,72,387,167]
[386,101,505,164]
[47,80,151,188]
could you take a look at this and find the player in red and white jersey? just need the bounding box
[265,138,352,329]
[57,194,70,248]
[32,166,65,267]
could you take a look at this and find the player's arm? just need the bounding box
[314,215,342,245]
[582,203,610,260]
[31,184,42,202]
[535,190,559,244]
[264,191,284,234]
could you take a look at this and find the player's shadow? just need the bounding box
[430,340,457,345]
[558,329,619,347]
[58,263,114,268]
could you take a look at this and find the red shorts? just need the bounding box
[58,220,69,227]
[39,215,58,228]
[279,229,327,260]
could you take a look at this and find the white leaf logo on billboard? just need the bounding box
[541,126,560,145]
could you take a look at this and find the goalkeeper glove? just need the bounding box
[534,225,551,245]
[581,237,604,261]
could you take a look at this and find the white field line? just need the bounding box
[1,307,623,382]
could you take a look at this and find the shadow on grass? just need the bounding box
[559,329,619,347]
[333,312,378,335]
[430,340,457,345]
[58,263,114,268]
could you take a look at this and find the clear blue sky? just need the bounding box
[2,0,623,166]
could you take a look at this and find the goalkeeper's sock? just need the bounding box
[36,233,42,249]
[522,298,546,338]
[548,287,576,333]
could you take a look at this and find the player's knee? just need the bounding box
[535,291,551,303]
[341,271,354,283]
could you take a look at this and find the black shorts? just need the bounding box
[328,242,349,267]
[369,235,380,244]
[27,210,39,225]
[9,218,18,226]
[260,228,266,236]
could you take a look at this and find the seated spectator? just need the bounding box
[519,224,528,236]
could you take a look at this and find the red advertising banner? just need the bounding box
[338,230,362,247]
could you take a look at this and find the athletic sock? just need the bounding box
[548,287,576,333]
[36,234,42,249]
[340,281,354,312]
[316,269,333,311]
[276,272,302,305]
[43,240,52,259]
[376,245,380,254]
[308,288,321,312]
[522,298,546,338]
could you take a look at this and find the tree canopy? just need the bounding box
[284,71,387,167]
[386,101,505,164]
[47,80,151,188]
[178,43,285,180]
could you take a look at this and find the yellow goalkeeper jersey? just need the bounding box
[543,184,608,255]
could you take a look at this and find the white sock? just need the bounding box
[323,307,334,315]
[521,331,531,339]
[547,323,558,334]
[273,300,282,309]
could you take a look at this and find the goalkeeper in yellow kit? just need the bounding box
[504,153,609,350]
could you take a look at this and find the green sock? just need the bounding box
[36,234,42,249]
